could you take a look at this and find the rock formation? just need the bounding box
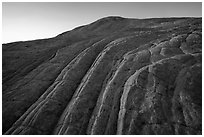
[2,16,202,135]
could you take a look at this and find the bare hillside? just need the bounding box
[2,17,202,135]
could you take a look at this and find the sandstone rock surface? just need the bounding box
[2,17,202,135]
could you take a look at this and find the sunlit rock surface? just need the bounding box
[2,17,202,135]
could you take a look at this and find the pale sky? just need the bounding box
[2,2,202,43]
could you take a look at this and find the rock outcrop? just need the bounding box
[2,17,202,135]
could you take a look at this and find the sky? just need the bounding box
[2,2,202,43]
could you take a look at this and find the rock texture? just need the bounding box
[2,17,202,135]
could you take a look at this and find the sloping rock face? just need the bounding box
[2,17,202,135]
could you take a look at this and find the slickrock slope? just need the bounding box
[2,17,202,135]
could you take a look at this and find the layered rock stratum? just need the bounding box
[2,16,202,135]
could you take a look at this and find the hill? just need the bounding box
[2,16,202,135]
